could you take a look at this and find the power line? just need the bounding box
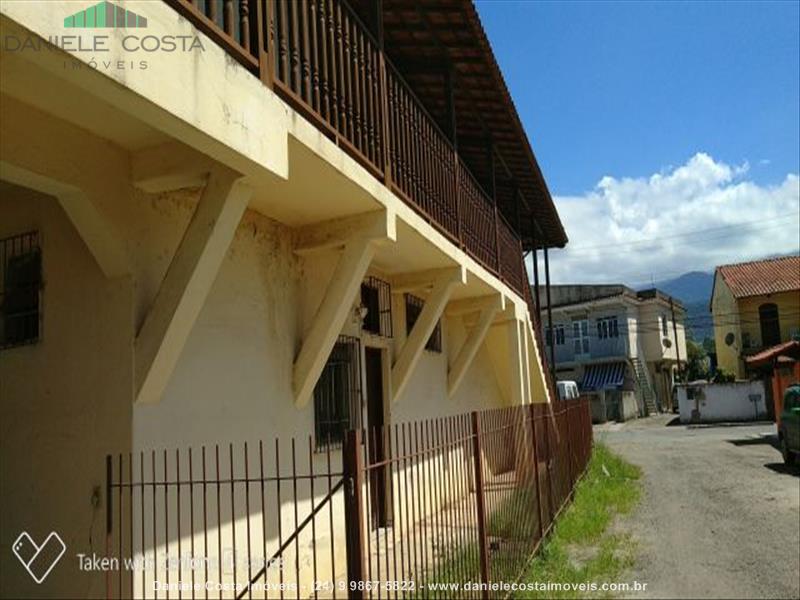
[526,247,800,289]
[539,311,800,339]
[550,221,800,260]
[555,212,800,254]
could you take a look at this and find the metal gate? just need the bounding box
[105,439,347,599]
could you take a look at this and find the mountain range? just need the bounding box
[647,271,715,342]
[645,252,799,342]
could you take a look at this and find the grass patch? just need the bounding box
[513,442,642,598]
[413,444,641,598]
[487,485,539,539]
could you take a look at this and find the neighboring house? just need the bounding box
[746,340,800,423]
[0,1,566,597]
[539,284,687,415]
[711,256,800,379]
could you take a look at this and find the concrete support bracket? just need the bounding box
[292,210,396,408]
[293,209,396,255]
[447,294,504,398]
[0,161,130,279]
[131,142,216,193]
[134,165,252,404]
[293,237,376,408]
[392,266,466,402]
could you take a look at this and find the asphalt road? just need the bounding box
[596,415,800,600]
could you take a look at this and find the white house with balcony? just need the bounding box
[538,284,687,417]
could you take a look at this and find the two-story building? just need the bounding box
[711,255,800,379]
[0,1,568,597]
[539,284,687,416]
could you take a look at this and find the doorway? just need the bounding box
[759,303,781,347]
[364,346,388,528]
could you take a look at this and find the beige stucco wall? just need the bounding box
[637,301,687,365]
[713,270,800,379]
[625,306,639,359]
[1,176,514,598]
[712,273,742,377]
[0,3,554,596]
[737,291,800,350]
[0,186,134,599]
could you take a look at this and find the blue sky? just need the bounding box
[476,1,800,284]
[477,0,800,195]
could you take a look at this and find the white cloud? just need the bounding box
[540,153,800,286]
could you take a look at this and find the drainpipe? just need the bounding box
[544,247,555,383]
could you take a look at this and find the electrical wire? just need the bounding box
[551,221,800,261]
[553,212,800,254]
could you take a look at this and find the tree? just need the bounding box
[685,339,709,382]
[712,368,735,384]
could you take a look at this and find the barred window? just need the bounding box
[360,276,392,337]
[313,335,362,450]
[405,293,442,353]
[1,231,42,350]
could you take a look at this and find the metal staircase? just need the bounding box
[631,357,657,415]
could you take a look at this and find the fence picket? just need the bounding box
[105,401,592,599]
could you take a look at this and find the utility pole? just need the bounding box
[544,248,556,383]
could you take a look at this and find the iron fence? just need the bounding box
[105,440,347,600]
[106,400,592,599]
[354,400,592,599]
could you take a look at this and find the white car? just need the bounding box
[557,380,580,401]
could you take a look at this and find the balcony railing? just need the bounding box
[167,0,527,297]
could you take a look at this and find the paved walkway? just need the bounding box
[598,415,800,599]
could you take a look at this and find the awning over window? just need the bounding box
[581,362,626,391]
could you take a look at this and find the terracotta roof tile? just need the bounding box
[745,340,800,366]
[718,255,800,299]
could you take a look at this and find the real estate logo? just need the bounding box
[11,531,67,584]
[1,0,204,73]
[64,1,147,29]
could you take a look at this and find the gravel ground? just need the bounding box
[596,415,800,600]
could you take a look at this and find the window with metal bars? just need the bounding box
[360,276,392,337]
[313,335,362,451]
[405,293,442,353]
[1,231,42,350]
